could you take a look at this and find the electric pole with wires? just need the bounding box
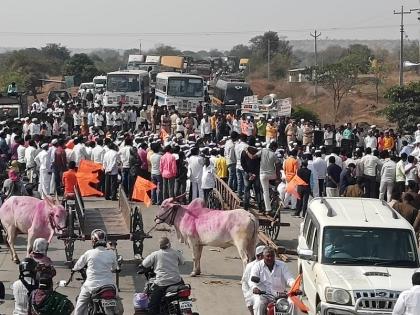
[394,6,411,86]
[310,30,321,100]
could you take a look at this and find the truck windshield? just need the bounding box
[225,85,251,104]
[322,227,419,267]
[107,74,139,93]
[94,79,106,86]
[168,78,203,97]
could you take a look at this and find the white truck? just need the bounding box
[93,75,107,92]
[297,197,420,314]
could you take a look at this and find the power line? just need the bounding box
[394,5,412,86]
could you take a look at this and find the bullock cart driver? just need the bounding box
[141,237,185,315]
[250,247,295,315]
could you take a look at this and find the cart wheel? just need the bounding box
[64,210,75,266]
[267,198,281,240]
[206,189,223,210]
[132,206,145,258]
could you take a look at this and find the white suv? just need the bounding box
[297,197,420,315]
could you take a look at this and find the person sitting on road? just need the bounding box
[12,257,38,315]
[72,229,118,315]
[242,245,265,315]
[141,237,185,315]
[393,269,420,315]
[250,247,295,315]
[62,161,78,199]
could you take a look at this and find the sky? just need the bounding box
[1,0,420,51]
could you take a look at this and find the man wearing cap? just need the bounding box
[142,237,185,315]
[364,130,377,150]
[200,113,211,142]
[241,245,265,314]
[34,143,52,197]
[285,119,297,145]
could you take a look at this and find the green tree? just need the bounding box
[306,62,359,122]
[370,58,390,104]
[41,43,71,75]
[291,106,319,123]
[383,81,420,132]
[64,53,99,85]
[320,45,347,65]
[250,31,292,59]
[341,44,373,74]
[148,44,181,56]
[229,44,252,58]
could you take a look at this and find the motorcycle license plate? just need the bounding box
[179,300,192,310]
[101,300,117,308]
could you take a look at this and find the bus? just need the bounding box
[103,70,150,107]
[212,79,253,111]
[155,72,204,113]
[93,75,107,92]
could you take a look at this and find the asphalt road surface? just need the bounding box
[0,197,302,315]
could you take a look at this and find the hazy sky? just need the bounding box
[1,0,420,51]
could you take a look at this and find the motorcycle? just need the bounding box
[251,276,306,315]
[61,268,120,315]
[137,265,198,315]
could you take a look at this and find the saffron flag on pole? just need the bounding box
[132,176,157,207]
[285,175,307,200]
[76,160,103,197]
[288,274,309,313]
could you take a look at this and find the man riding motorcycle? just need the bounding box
[72,229,118,315]
[250,247,295,315]
[141,237,185,315]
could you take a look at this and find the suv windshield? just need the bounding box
[107,74,139,92]
[168,78,203,97]
[322,227,419,267]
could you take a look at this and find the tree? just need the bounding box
[291,106,319,123]
[341,44,373,74]
[147,44,181,56]
[229,44,252,58]
[306,62,359,122]
[208,49,224,57]
[250,31,284,58]
[370,58,389,104]
[383,81,420,132]
[40,43,71,75]
[64,53,99,85]
[320,45,347,65]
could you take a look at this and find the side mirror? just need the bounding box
[298,248,317,261]
[250,276,260,284]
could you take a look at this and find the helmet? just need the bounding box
[19,257,37,277]
[91,229,107,248]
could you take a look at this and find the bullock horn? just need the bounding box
[55,192,60,205]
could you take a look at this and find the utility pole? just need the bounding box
[139,40,142,54]
[267,39,271,81]
[310,30,321,100]
[394,6,411,86]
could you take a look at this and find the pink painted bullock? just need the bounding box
[0,195,67,263]
[157,197,259,276]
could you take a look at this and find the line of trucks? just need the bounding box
[75,54,252,114]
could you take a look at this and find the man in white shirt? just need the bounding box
[396,153,408,194]
[242,246,265,314]
[24,140,38,183]
[105,109,113,131]
[103,143,120,200]
[34,143,52,197]
[323,125,334,149]
[188,147,204,199]
[200,114,211,142]
[112,110,122,131]
[72,137,90,167]
[313,150,327,197]
[73,109,82,133]
[29,118,40,136]
[405,155,419,186]
[364,130,377,150]
[235,134,249,199]
[250,247,295,315]
[393,270,420,315]
[225,132,238,191]
[94,110,104,128]
[379,151,396,202]
[91,139,105,164]
[360,147,380,198]
[129,107,137,130]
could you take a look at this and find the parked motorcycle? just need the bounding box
[61,269,120,315]
[136,265,198,315]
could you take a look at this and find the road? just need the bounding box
[0,198,302,315]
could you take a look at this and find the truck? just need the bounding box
[92,75,107,92]
[160,56,184,70]
[0,93,27,119]
[127,55,146,70]
[239,58,249,71]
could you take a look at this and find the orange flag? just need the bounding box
[160,128,169,141]
[288,274,309,313]
[286,175,307,200]
[76,160,103,197]
[132,176,157,207]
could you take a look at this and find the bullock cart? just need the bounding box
[60,186,148,265]
[206,176,292,259]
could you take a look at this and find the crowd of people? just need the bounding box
[3,87,420,314]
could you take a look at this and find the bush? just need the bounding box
[291,106,320,123]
